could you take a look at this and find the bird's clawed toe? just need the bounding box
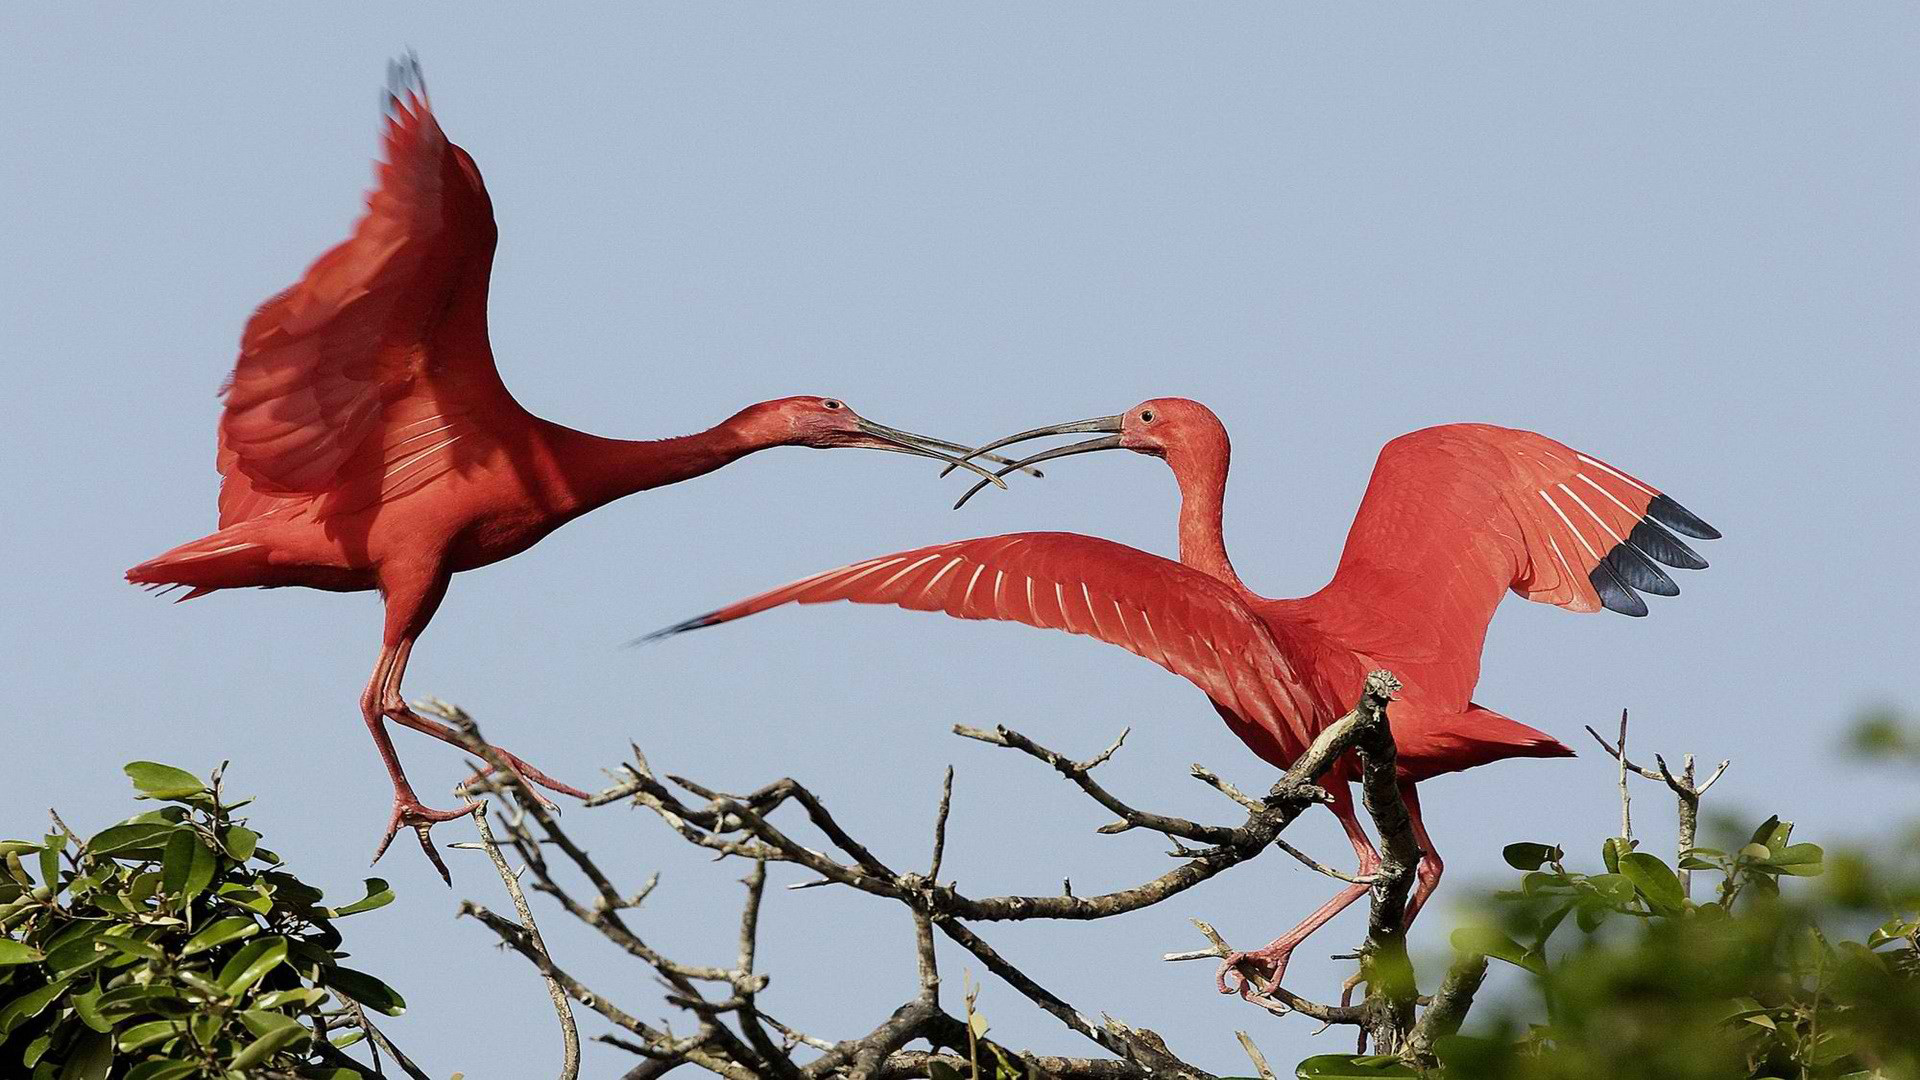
[452,746,591,804]
[371,795,482,885]
[1215,942,1296,1000]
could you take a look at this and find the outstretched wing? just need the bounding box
[1292,423,1718,710]
[653,532,1324,762]
[217,56,512,517]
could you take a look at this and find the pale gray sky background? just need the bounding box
[3,5,1916,1076]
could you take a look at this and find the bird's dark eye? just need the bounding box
[823,400,843,410]
[1140,409,1155,423]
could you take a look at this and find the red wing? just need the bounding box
[216,57,508,503]
[1292,424,1718,710]
[653,532,1323,762]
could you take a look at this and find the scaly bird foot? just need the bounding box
[1216,941,1297,1000]
[371,795,481,885]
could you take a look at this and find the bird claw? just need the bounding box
[1215,942,1295,1000]
[371,796,481,885]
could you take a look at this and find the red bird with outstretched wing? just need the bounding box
[653,398,1718,1002]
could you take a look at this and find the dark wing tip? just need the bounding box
[1604,543,1680,597]
[1629,519,1707,571]
[627,612,721,648]
[1647,494,1719,540]
[1588,561,1650,618]
[382,51,427,118]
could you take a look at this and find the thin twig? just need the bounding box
[928,766,955,881]
[470,803,579,1080]
[333,995,432,1080]
[1235,1031,1278,1080]
[1274,837,1374,885]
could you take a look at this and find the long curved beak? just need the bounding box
[852,418,1009,489]
[944,415,1126,509]
[862,422,1045,478]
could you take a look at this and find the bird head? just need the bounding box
[946,397,1227,508]
[738,396,1011,489]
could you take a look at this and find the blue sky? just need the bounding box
[3,5,1915,1076]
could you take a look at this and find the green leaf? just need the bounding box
[85,822,178,857]
[215,883,272,914]
[23,1031,52,1068]
[325,877,395,918]
[0,978,71,1036]
[216,934,288,995]
[0,938,45,965]
[231,1010,312,1070]
[1575,896,1613,933]
[1502,842,1562,870]
[1748,815,1792,851]
[1586,872,1637,906]
[38,835,62,896]
[182,915,258,956]
[1295,1054,1419,1077]
[1769,843,1824,876]
[222,826,260,862]
[72,979,111,1033]
[255,986,326,1009]
[1522,871,1570,895]
[123,763,206,800]
[123,1062,199,1080]
[1451,926,1546,975]
[115,1019,180,1052]
[1601,835,1632,874]
[95,935,164,961]
[160,831,217,902]
[1618,852,1686,916]
[326,965,406,1016]
[59,1029,112,1080]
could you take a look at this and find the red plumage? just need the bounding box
[655,397,1718,997]
[129,58,1009,881]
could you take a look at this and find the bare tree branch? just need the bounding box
[463,801,579,1080]
[435,668,1507,1078]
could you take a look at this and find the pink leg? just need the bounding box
[1218,783,1380,998]
[362,635,480,885]
[1402,783,1444,925]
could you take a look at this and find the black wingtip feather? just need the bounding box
[627,612,720,648]
[1604,543,1680,597]
[1588,560,1650,617]
[1647,494,1720,540]
[1629,519,1708,571]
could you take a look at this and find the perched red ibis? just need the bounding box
[649,398,1717,998]
[127,57,1009,881]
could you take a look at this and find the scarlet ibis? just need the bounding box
[125,57,1013,882]
[649,398,1718,997]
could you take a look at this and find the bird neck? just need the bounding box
[544,412,770,514]
[1168,444,1246,594]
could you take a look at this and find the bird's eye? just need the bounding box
[823,400,843,410]
[1140,409,1156,423]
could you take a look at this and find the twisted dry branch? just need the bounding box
[445,669,1487,1076]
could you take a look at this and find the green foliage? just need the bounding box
[0,763,405,1079]
[1435,816,1920,1080]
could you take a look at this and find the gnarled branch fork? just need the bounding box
[441,670,1488,1076]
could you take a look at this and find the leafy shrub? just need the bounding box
[0,762,405,1079]
[1426,819,1920,1080]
